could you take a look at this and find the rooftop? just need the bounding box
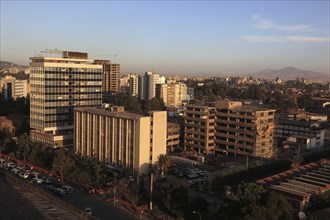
[74,107,146,120]
[257,160,330,201]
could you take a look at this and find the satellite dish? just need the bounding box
[298,212,306,220]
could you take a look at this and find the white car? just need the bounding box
[33,177,43,184]
[85,207,92,215]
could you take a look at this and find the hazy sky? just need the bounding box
[1,1,329,75]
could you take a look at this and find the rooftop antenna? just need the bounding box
[40,48,63,58]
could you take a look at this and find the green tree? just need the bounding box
[162,184,188,217]
[297,94,313,109]
[191,197,208,214]
[219,182,292,220]
[142,97,165,112]
[156,154,171,175]
[117,93,142,113]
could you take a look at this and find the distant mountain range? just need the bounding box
[0,61,28,69]
[0,61,328,81]
[249,67,328,81]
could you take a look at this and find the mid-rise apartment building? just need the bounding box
[184,101,276,157]
[74,106,167,176]
[94,60,120,102]
[215,101,275,158]
[0,76,28,100]
[184,105,216,154]
[30,50,102,147]
[156,83,187,107]
[167,122,180,152]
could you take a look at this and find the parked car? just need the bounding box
[6,162,16,169]
[30,171,40,179]
[11,168,21,175]
[33,177,43,184]
[53,188,66,196]
[62,185,73,193]
[85,206,92,215]
[42,177,53,184]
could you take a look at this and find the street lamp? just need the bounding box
[192,211,201,220]
[107,183,116,207]
[53,164,63,185]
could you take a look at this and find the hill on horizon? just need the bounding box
[0,61,28,69]
[248,67,328,81]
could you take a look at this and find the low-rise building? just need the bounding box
[0,76,28,100]
[74,106,167,176]
[276,116,325,148]
[257,159,330,211]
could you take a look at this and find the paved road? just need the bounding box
[2,169,139,220]
[0,173,79,220]
[56,189,137,220]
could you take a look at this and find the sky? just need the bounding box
[1,1,329,76]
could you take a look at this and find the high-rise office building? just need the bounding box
[0,76,28,100]
[145,71,156,100]
[138,75,145,100]
[94,60,120,102]
[74,106,167,176]
[129,74,139,97]
[30,50,102,147]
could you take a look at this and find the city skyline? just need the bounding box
[1,1,329,75]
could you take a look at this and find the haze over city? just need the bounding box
[1,1,329,75]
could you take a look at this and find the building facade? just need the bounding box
[0,76,28,100]
[129,74,139,97]
[94,60,120,102]
[215,101,275,158]
[156,83,187,108]
[167,122,180,152]
[29,50,102,147]
[184,104,216,154]
[276,116,325,148]
[74,107,167,176]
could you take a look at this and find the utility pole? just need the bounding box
[150,173,153,210]
[246,156,249,170]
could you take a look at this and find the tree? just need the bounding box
[297,94,313,109]
[263,191,293,220]
[219,182,293,220]
[142,97,166,112]
[191,197,208,214]
[162,184,188,217]
[156,154,171,175]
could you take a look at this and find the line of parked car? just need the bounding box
[0,158,73,196]
[169,165,208,177]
